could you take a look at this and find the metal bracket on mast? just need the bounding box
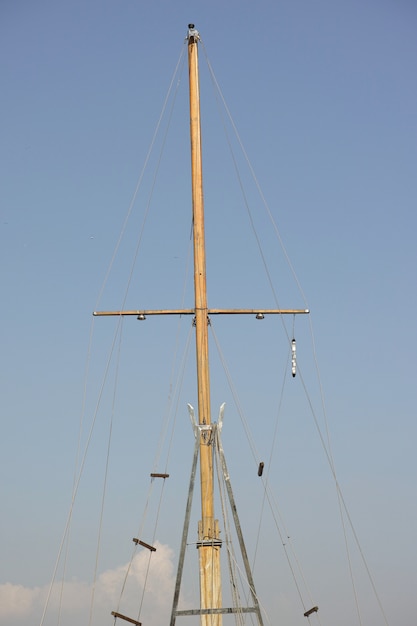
[217,402,225,433]
[170,403,264,626]
[188,403,214,445]
[187,23,200,41]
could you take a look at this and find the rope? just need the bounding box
[39,309,127,626]
[113,271,194,618]
[252,345,289,567]
[201,41,308,314]
[55,317,97,626]
[199,43,390,626]
[210,322,312,616]
[94,43,186,312]
[214,443,245,626]
[209,323,260,466]
[88,321,124,625]
[153,233,194,476]
[94,43,191,621]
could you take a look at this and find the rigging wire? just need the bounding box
[201,42,308,314]
[41,44,189,626]
[39,311,126,626]
[296,356,390,626]
[55,318,97,626]
[209,324,259,465]
[102,48,186,318]
[98,42,189,620]
[214,441,245,626]
[88,320,124,626]
[200,44,390,626]
[113,235,194,618]
[306,314,389,626]
[215,436,270,626]
[210,322,314,618]
[45,33,390,626]
[113,323,194,621]
[112,108,195,621]
[99,40,204,624]
[94,42,186,312]
[153,233,194,476]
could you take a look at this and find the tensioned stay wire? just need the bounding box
[113,321,194,620]
[41,43,188,626]
[88,320,124,626]
[94,43,189,622]
[209,323,311,615]
[94,42,187,312]
[201,41,308,312]
[55,321,97,626]
[198,43,320,619]
[296,359,390,626]
[39,309,130,626]
[107,45,199,620]
[201,43,389,626]
[214,438,271,626]
[152,232,194,477]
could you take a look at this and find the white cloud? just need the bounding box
[0,541,177,626]
[0,582,43,619]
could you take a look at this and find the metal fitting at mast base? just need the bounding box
[196,539,223,548]
[198,519,221,546]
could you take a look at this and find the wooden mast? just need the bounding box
[93,25,310,626]
[187,24,222,626]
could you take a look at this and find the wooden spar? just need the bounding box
[93,308,310,317]
[187,24,222,626]
[111,611,141,625]
[132,538,156,551]
[304,606,319,617]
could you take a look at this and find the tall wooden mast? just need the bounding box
[94,24,310,626]
[187,23,222,626]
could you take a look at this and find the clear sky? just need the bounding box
[1,1,416,626]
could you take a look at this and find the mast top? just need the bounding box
[187,23,200,41]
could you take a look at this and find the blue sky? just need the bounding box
[1,1,416,625]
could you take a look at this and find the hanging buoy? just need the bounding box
[291,338,297,377]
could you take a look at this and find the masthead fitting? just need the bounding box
[187,24,200,40]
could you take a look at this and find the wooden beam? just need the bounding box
[304,606,319,617]
[111,611,141,625]
[93,308,309,317]
[93,309,194,317]
[132,538,156,552]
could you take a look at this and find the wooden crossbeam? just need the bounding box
[304,606,319,617]
[132,538,156,552]
[93,308,309,317]
[111,610,141,625]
